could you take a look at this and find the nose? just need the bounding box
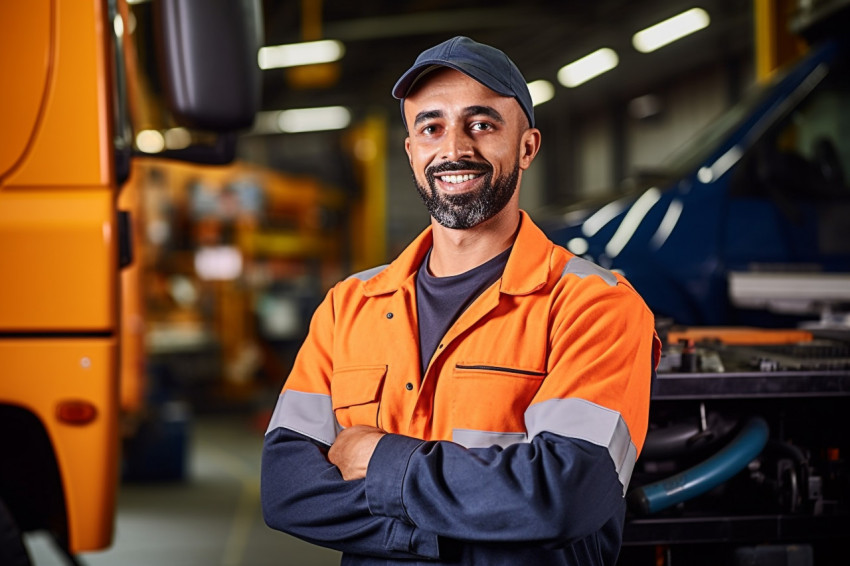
[440,125,473,161]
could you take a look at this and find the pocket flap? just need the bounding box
[331,365,387,410]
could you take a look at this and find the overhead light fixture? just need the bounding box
[527,80,555,106]
[135,129,165,153]
[251,107,352,134]
[278,106,351,133]
[258,39,345,70]
[251,111,283,135]
[557,48,619,88]
[164,127,191,150]
[632,8,710,53]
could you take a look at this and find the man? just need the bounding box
[262,36,661,565]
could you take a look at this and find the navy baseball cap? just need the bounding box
[392,36,535,130]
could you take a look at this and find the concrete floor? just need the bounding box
[26,415,342,566]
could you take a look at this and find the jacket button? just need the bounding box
[405,382,413,391]
[386,312,394,319]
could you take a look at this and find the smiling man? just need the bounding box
[407,75,526,232]
[262,36,661,565]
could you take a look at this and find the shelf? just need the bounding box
[623,513,850,545]
[652,370,850,400]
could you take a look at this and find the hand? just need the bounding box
[328,425,386,480]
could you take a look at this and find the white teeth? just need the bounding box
[442,174,478,184]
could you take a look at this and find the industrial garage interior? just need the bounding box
[2,0,849,565]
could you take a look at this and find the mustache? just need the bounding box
[426,160,492,177]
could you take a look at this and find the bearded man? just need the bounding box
[262,36,661,566]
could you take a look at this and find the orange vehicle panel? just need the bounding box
[0,338,118,552]
[0,0,52,180]
[0,189,116,331]
[667,327,814,345]
[4,0,112,188]
[118,174,146,412]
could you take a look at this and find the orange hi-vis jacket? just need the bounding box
[263,211,662,564]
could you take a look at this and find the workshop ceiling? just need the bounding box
[259,0,755,120]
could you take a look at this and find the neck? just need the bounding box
[428,206,520,277]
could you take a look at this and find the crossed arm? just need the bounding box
[328,425,385,480]
[262,420,630,561]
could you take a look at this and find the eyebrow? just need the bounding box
[412,105,506,128]
[413,109,443,128]
[465,105,505,124]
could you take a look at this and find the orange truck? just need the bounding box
[0,0,261,561]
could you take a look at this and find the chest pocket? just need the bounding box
[450,364,545,433]
[331,365,386,428]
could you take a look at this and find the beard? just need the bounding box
[413,159,520,229]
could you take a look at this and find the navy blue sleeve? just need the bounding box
[261,427,442,559]
[365,431,624,546]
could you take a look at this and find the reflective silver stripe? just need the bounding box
[265,390,341,446]
[525,398,636,494]
[452,429,527,449]
[346,265,388,281]
[562,256,617,287]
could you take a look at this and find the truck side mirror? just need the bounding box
[154,0,263,132]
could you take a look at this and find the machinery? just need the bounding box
[620,327,849,565]
[539,2,850,563]
[0,0,260,561]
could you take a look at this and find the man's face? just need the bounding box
[403,68,539,229]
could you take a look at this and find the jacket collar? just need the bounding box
[363,210,555,297]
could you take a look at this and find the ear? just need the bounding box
[518,128,541,171]
[404,137,412,164]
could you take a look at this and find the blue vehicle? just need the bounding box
[544,38,850,326]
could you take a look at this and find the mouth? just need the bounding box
[428,160,491,194]
[434,171,484,191]
[434,172,484,189]
[438,173,481,184]
[432,173,482,195]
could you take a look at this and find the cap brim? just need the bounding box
[392,60,515,100]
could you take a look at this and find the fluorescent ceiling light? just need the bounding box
[278,106,351,133]
[258,40,345,70]
[557,48,619,88]
[632,8,710,53]
[527,80,555,106]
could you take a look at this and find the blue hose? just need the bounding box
[629,416,770,515]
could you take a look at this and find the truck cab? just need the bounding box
[0,0,260,560]
[544,36,850,326]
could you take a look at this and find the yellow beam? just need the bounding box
[754,0,807,82]
[349,114,388,271]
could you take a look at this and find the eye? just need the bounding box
[470,121,494,132]
[419,123,440,136]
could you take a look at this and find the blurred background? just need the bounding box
[2,0,849,564]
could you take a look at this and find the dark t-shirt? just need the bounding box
[415,246,511,376]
